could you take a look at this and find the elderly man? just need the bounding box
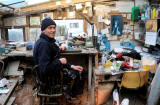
[33,18,87,103]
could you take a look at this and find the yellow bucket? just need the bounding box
[121,71,149,89]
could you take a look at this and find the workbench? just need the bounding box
[0,79,18,105]
[94,68,149,105]
[6,48,98,89]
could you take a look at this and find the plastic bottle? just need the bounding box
[101,54,106,66]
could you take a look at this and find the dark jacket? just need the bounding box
[33,33,69,78]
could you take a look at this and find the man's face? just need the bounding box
[42,25,56,38]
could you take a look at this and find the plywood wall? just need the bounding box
[4,16,26,26]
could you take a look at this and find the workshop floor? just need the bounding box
[105,87,148,105]
[13,70,89,105]
[12,69,151,105]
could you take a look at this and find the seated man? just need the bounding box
[33,18,87,102]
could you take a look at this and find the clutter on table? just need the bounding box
[98,47,157,75]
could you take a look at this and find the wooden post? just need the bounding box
[88,55,92,90]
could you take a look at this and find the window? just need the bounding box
[70,23,79,28]
[8,29,24,41]
[55,19,84,37]
[29,28,41,42]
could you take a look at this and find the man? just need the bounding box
[33,18,87,103]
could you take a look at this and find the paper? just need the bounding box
[145,32,157,46]
[75,3,82,10]
[101,27,109,35]
[0,78,8,87]
[98,16,104,22]
[87,24,97,36]
[0,89,9,94]
[111,71,124,75]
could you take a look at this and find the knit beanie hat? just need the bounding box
[41,18,56,31]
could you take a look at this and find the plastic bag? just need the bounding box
[120,98,129,105]
[113,89,120,105]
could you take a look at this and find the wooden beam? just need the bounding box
[94,0,113,2]
[0,9,7,14]
[95,2,115,6]
[0,3,15,10]
[0,9,13,15]
[19,0,94,15]
[94,0,116,5]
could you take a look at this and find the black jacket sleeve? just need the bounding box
[38,42,63,76]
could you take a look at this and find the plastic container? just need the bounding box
[104,60,112,68]
[142,56,156,71]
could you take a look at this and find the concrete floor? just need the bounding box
[105,87,147,105]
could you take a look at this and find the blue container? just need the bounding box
[26,42,34,50]
[0,48,5,53]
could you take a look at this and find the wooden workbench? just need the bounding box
[6,49,98,89]
[0,79,18,105]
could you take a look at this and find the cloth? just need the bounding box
[41,18,56,31]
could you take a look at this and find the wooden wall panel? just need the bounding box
[4,16,26,26]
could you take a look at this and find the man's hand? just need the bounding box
[59,45,66,51]
[59,58,67,64]
[71,65,83,72]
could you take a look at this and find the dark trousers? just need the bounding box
[63,69,88,97]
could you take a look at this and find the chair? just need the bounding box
[32,65,63,105]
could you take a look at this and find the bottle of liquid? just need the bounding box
[101,54,106,66]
